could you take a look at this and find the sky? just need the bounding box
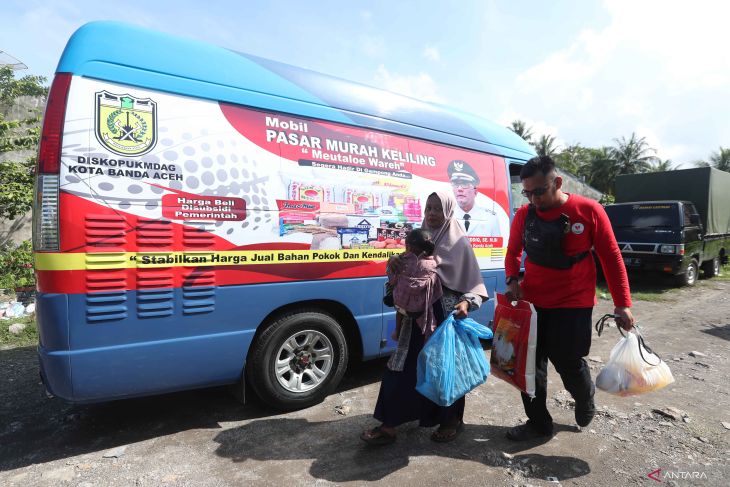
[2,0,729,166]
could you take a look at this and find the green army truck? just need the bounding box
[606,167,730,286]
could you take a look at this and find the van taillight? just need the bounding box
[34,174,60,251]
[34,73,71,252]
[37,73,71,174]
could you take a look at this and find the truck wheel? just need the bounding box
[702,257,721,278]
[246,309,348,411]
[676,259,698,286]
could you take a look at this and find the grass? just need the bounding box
[0,314,38,348]
[597,262,730,302]
[597,282,675,302]
[714,263,730,281]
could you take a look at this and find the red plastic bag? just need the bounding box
[490,293,538,397]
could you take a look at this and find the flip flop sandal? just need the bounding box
[430,421,464,443]
[360,426,397,446]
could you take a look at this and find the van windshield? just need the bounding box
[605,203,680,228]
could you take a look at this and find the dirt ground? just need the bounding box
[1,279,729,487]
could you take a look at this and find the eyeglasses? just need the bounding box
[521,184,550,198]
[451,182,475,189]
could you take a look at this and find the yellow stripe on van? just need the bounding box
[35,252,91,271]
[35,247,506,271]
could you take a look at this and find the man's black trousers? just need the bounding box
[520,307,594,433]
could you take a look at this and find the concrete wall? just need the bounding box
[510,168,604,212]
[0,213,32,247]
[1,95,46,245]
[556,168,603,201]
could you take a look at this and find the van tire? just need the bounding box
[246,309,348,411]
[702,257,721,278]
[676,259,698,286]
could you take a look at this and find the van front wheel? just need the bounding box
[246,310,348,411]
[676,259,699,286]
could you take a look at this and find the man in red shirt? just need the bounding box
[504,155,635,441]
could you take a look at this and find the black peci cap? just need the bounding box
[447,159,480,186]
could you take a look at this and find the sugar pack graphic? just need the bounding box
[95,91,157,156]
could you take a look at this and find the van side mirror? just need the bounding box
[689,214,700,225]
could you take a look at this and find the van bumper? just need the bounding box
[36,292,75,401]
[38,345,74,400]
[621,253,684,275]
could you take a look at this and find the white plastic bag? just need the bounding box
[596,332,674,396]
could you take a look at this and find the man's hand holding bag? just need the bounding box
[490,293,538,397]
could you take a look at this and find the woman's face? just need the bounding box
[424,194,446,229]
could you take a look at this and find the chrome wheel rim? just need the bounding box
[687,265,697,284]
[275,330,334,393]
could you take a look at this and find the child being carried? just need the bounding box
[387,228,444,341]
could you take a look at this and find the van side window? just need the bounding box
[509,163,528,212]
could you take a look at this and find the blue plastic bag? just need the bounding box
[416,313,493,407]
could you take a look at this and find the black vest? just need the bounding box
[523,206,588,270]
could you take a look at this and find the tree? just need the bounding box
[532,134,560,158]
[554,143,593,175]
[609,133,658,175]
[651,159,676,172]
[569,134,658,195]
[0,159,34,220]
[0,66,47,105]
[508,120,533,143]
[696,147,730,172]
[577,147,617,194]
[0,66,48,221]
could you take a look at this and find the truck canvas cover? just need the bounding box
[615,167,730,236]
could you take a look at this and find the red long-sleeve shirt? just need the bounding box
[505,193,632,309]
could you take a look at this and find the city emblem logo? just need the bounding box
[95,91,157,156]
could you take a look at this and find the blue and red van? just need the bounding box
[33,21,534,409]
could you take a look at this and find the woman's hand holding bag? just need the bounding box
[416,313,493,407]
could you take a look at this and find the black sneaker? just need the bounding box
[505,422,553,442]
[575,396,596,427]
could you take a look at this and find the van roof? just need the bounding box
[58,21,534,161]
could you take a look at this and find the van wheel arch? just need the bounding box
[676,258,699,286]
[702,256,721,278]
[254,300,363,362]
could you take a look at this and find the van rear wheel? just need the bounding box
[246,310,348,411]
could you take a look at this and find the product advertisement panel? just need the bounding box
[50,78,511,288]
